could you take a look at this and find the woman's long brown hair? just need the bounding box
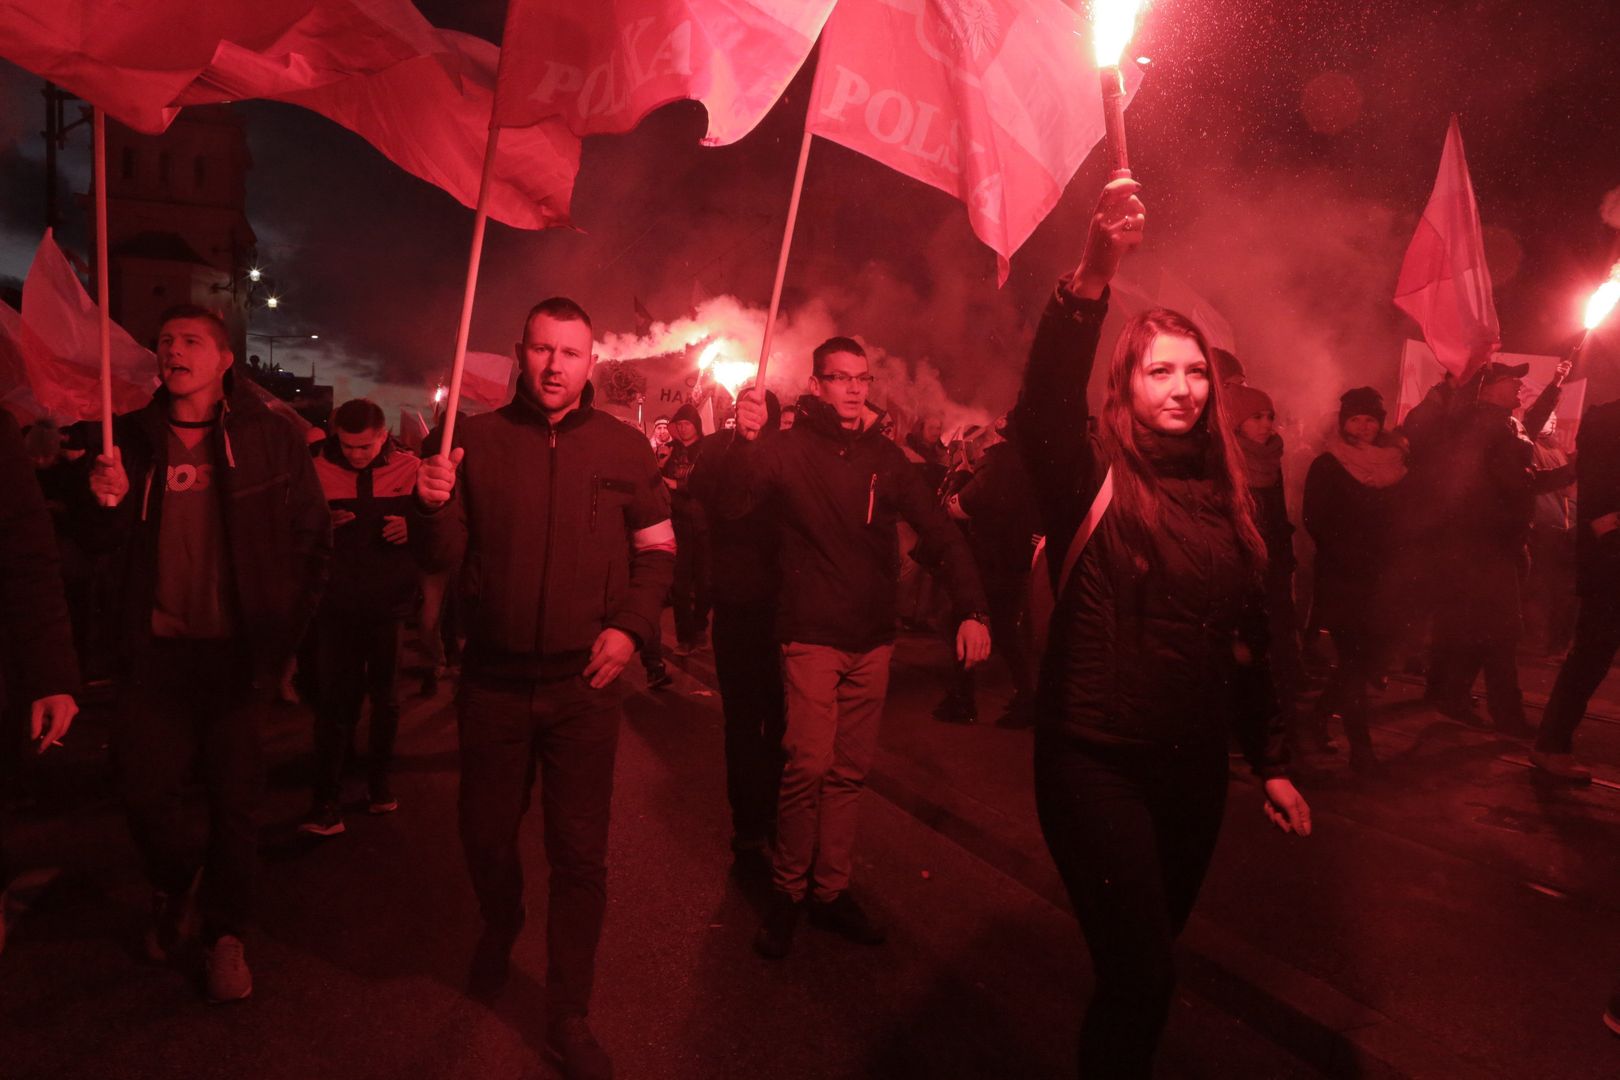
[1099,308,1268,573]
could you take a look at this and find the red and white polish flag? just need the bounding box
[494,0,837,145]
[807,0,1142,283]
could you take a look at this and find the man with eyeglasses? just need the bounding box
[722,336,991,958]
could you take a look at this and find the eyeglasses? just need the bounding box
[818,372,875,386]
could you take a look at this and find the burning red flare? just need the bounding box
[1585,264,1620,331]
[1092,0,1148,69]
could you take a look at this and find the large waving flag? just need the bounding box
[1394,116,1500,377]
[0,231,158,425]
[0,1,578,228]
[494,0,838,145]
[807,0,1142,282]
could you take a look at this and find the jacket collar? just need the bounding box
[507,377,598,432]
[135,366,267,440]
[796,394,884,446]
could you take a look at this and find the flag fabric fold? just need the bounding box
[459,351,517,411]
[0,0,579,229]
[807,0,1143,282]
[1393,115,1500,377]
[0,230,158,425]
[494,0,838,145]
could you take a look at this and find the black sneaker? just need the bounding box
[753,891,802,959]
[144,889,193,963]
[368,776,399,815]
[467,923,519,1000]
[546,1015,613,1080]
[298,803,345,837]
[808,890,886,945]
[645,664,674,691]
[995,694,1035,730]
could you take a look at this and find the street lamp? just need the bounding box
[247,332,319,369]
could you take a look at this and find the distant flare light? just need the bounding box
[433,384,447,404]
[697,339,755,397]
[1584,264,1620,331]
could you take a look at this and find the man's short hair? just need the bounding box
[524,296,593,336]
[158,304,231,352]
[333,398,387,434]
[812,336,866,376]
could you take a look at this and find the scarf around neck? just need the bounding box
[1328,433,1406,489]
[1237,432,1284,488]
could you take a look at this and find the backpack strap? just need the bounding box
[1052,466,1114,598]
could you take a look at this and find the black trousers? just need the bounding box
[1317,623,1381,756]
[115,638,266,942]
[457,670,622,1020]
[711,604,785,847]
[312,613,402,804]
[671,519,711,645]
[1537,599,1620,754]
[1034,733,1229,1079]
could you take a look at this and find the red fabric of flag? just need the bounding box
[1393,116,1500,377]
[0,231,158,425]
[0,1,579,229]
[494,0,837,145]
[807,0,1141,283]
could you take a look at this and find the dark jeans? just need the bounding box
[313,613,402,804]
[457,670,622,1020]
[1537,600,1620,754]
[114,638,266,942]
[671,519,711,645]
[1034,733,1229,1079]
[711,604,785,847]
[1317,623,1381,756]
[1428,641,1528,727]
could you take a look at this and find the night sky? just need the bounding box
[1,0,1617,425]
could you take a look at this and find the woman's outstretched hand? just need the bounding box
[1071,178,1146,300]
[1262,777,1313,836]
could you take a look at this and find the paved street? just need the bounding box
[3,621,1618,1079]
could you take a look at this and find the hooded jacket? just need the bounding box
[413,380,675,679]
[94,371,331,684]
[314,440,422,618]
[1012,284,1285,777]
[712,393,987,652]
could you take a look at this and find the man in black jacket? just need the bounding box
[662,402,710,653]
[689,390,784,872]
[1533,396,1620,783]
[414,297,674,1080]
[725,337,990,959]
[0,411,80,957]
[1427,361,1573,734]
[88,305,331,1003]
[299,399,422,836]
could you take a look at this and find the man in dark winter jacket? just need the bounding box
[299,399,422,836]
[414,297,674,1080]
[724,336,991,959]
[1533,396,1620,783]
[88,304,331,1003]
[1427,361,1573,734]
[662,401,711,652]
[0,411,80,957]
[689,390,785,872]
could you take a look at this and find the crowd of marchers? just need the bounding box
[3,179,1618,1079]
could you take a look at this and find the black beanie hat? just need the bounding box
[1339,386,1386,426]
[673,402,704,435]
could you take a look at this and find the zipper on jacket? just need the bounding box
[866,473,877,526]
[591,471,600,529]
[537,427,560,655]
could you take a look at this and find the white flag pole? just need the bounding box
[93,109,113,455]
[755,56,826,390]
[439,121,503,451]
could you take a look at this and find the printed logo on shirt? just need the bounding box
[167,463,214,492]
